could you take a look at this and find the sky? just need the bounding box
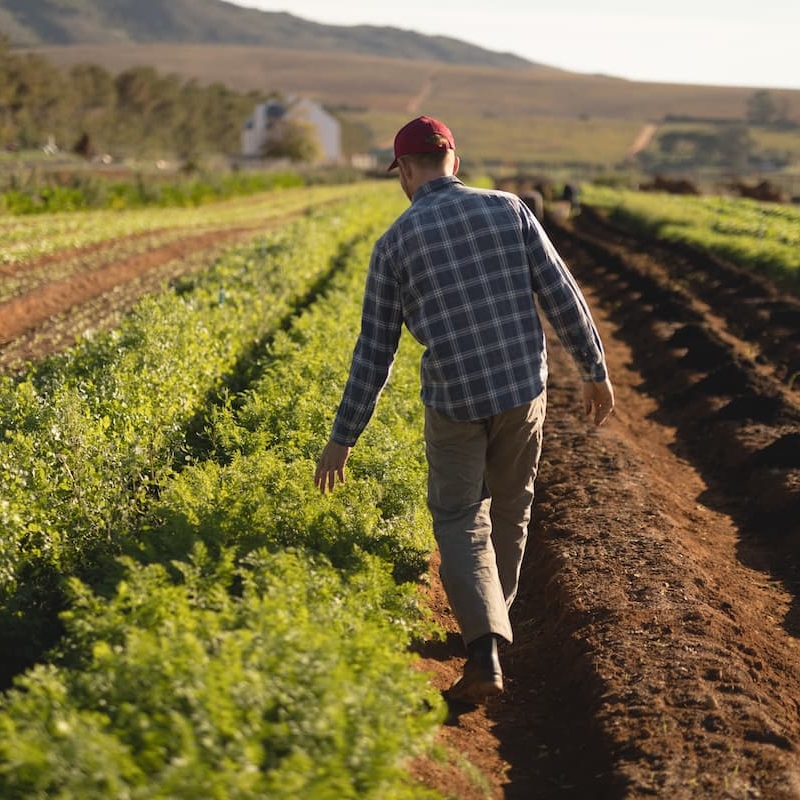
[229,0,799,91]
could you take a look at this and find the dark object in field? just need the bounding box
[519,189,544,221]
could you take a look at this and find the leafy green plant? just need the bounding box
[583,185,800,283]
[0,183,449,797]
[151,215,431,583]
[0,186,401,680]
[0,547,444,799]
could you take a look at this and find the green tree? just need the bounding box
[746,90,778,125]
[177,81,259,159]
[717,125,752,172]
[262,117,322,163]
[0,45,272,160]
[68,63,116,152]
[4,52,71,148]
[113,66,183,154]
[0,39,15,143]
[70,63,116,111]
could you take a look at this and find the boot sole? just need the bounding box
[444,675,504,705]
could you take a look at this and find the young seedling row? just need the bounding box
[0,183,455,798]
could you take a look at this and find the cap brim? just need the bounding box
[387,158,399,171]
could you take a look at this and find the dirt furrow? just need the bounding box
[0,225,264,346]
[574,205,800,390]
[415,208,800,799]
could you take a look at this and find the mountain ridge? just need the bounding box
[0,0,534,69]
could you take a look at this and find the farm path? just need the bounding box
[2,199,800,799]
[406,71,438,115]
[413,207,800,799]
[627,122,659,158]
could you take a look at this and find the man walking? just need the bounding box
[315,116,614,704]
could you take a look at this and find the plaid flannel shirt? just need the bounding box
[331,176,607,446]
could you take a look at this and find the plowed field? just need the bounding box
[415,206,800,799]
[2,200,799,799]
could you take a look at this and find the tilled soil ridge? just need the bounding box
[415,207,800,799]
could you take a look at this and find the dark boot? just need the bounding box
[444,633,504,704]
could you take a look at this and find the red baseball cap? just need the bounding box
[388,116,455,171]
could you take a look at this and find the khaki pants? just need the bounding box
[424,392,546,645]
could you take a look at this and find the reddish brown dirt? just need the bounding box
[2,202,800,799]
[412,207,800,799]
[0,224,272,370]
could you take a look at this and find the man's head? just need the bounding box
[388,115,459,199]
[388,115,455,171]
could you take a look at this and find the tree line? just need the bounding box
[0,40,268,160]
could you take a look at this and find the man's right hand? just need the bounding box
[314,439,352,494]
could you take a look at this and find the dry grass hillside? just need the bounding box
[23,42,800,177]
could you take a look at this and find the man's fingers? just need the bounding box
[316,466,334,494]
[314,464,330,493]
[583,379,615,427]
[314,462,347,494]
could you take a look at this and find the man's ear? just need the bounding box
[452,154,460,175]
[398,157,413,181]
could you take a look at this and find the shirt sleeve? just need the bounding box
[330,238,404,446]
[524,213,608,382]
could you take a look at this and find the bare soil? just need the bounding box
[2,202,799,799]
[0,223,271,371]
[413,206,800,799]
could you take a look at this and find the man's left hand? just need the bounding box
[583,378,615,426]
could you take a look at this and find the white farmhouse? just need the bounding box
[242,96,342,164]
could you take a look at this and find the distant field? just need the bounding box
[21,43,800,178]
[350,109,645,175]
[28,43,800,119]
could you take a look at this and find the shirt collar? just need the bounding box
[412,174,463,203]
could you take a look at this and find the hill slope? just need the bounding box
[26,41,800,169]
[5,0,800,176]
[0,0,532,68]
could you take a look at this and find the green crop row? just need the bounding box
[149,222,433,586]
[0,182,446,798]
[0,169,320,216]
[582,185,800,284]
[0,547,442,799]
[0,187,398,679]
[0,183,355,266]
